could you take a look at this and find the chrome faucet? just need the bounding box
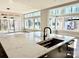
[43,27,52,40]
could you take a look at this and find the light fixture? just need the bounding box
[10,17,14,19]
[3,16,7,18]
[6,8,10,10]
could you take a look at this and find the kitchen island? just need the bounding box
[0,32,75,58]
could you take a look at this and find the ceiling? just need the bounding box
[0,0,78,14]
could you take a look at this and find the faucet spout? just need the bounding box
[43,27,52,40]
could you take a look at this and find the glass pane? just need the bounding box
[55,9,61,16]
[34,18,41,30]
[27,13,32,17]
[8,18,15,32]
[32,11,40,16]
[64,20,76,30]
[72,4,79,13]
[1,19,8,32]
[63,6,72,14]
[52,9,56,15]
[76,6,79,13]
[48,17,56,30]
[25,19,29,29]
[0,19,8,33]
[48,18,52,27]
[72,6,77,13]
[28,19,34,29]
[55,17,63,30]
[49,8,61,16]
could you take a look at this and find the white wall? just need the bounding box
[14,15,24,32]
[41,9,49,31]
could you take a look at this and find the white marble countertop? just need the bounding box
[0,32,75,58]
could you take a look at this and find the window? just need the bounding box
[27,13,32,17]
[34,18,41,30]
[24,11,41,30]
[25,19,29,29]
[48,17,64,34]
[28,19,34,29]
[0,17,15,33]
[26,11,41,17]
[32,11,40,17]
[53,9,57,15]
[63,6,72,14]
[49,3,79,32]
[55,8,61,16]
[48,18,52,27]
[76,6,79,13]
[49,8,62,16]
[48,17,56,30]
[64,20,76,30]
[72,6,77,13]
[1,19,8,32]
[71,4,79,13]
[8,19,15,32]
[49,4,79,16]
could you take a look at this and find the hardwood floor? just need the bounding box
[0,42,8,58]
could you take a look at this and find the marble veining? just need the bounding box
[0,32,75,58]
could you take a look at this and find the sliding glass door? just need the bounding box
[24,18,41,31]
[8,19,15,32]
[24,11,41,31]
[48,16,63,33]
[0,17,15,33]
[28,19,34,29]
[34,18,41,30]
[0,19,8,33]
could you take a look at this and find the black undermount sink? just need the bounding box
[37,38,64,48]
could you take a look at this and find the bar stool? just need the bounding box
[66,40,74,58]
